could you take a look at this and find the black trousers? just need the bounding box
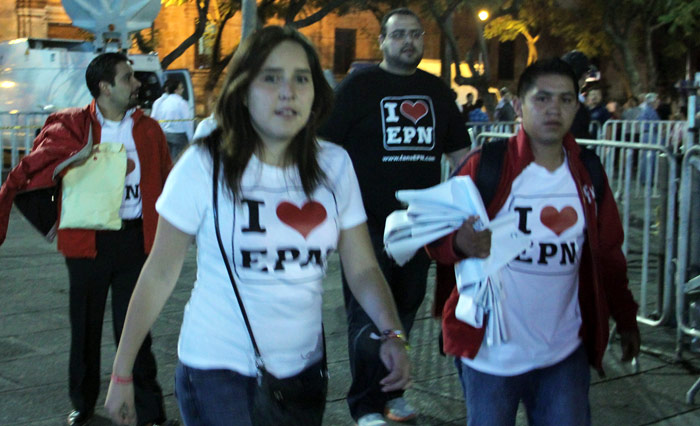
[64,220,165,425]
[342,227,431,420]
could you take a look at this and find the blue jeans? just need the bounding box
[455,344,591,426]
[175,361,257,426]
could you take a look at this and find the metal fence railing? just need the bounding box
[467,121,519,145]
[675,145,700,403]
[599,120,688,197]
[578,139,677,328]
[1,112,50,183]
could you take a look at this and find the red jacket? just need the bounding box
[426,128,639,371]
[0,101,172,258]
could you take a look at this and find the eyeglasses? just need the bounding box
[387,29,425,41]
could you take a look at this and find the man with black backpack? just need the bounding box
[426,58,640,425]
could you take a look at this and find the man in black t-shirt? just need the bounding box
[319,8,469,426]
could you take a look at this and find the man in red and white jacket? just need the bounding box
[427,58,640,426]
[0,53,173,426]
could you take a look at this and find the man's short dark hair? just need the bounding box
[163,77,180,94]
[561,50,591,81]
[85,52,130,98]
[517,58,579,99]
[380,8,422,36]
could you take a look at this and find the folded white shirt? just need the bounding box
[383,176,532,345]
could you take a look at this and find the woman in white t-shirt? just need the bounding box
[105,26,410,426]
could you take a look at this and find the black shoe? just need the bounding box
[67,410,93,426]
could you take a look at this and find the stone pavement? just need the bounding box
[2,206,700,425]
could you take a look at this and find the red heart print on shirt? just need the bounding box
[540,206,578,236]
[400,100,429,124]
[276,201,327,239]
[126,159,135,175]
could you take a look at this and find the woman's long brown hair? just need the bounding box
[199,25,334,199]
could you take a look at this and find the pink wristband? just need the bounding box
[111,374,133,385]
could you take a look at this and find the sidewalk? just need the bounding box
[1,206,700,425]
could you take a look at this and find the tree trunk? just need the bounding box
[204,8,237,95]
[603,9,642,95]
[241,0,258,39]
[644,25,659,91]
[524,33,538,65]
[160,0,211,70]
[440,14,453,85]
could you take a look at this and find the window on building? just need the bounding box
[498,40,515,80]
[333,29,356,75]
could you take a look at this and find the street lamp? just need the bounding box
[474,10,490,75]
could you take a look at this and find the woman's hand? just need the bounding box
[104,379,137,426]
[379,338,412,392]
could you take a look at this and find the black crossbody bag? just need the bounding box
[211,151,328,426]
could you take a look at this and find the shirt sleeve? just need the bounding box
[333,148,367,230]
[155,146,210,235]
[193,117,217,140]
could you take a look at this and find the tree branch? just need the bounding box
[291,0,352,28]
[160,0,211,70]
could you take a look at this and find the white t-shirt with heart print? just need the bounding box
[156,141,366,378]
[462,157,586,376]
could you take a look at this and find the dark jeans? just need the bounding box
[165,132,188,162]
[175,361,257,426]
[343,228,431,420]
[455,344,591,426]
[64,220,165,425]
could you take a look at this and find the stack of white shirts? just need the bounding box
[383,176,531,346]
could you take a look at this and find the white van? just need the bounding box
[1,0,194,178]
[0,38,193,114]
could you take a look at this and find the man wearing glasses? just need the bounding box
[320,8,469,426]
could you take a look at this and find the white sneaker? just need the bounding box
[357,413,387,426]
[385,397,417,422]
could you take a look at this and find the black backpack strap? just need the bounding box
[578,147,605,206]
[475,139,508,209]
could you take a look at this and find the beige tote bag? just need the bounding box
[59,139,126,230]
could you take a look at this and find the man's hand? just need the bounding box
[619,328,641,362]
[454,216,492,258]
[104,380,137,426]
[379,338,412,392]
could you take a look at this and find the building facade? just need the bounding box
[2,1,517,116]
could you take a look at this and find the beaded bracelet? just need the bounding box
[111,374,134,385]
[380,329,410,349]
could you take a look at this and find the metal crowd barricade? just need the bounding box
[1,112,50,184]
[601,120,686,198]
[467,121,519,147]
[675,145,700,403]
[579,139,677,327]
[441,125,518,181]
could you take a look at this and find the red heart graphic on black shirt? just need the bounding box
[400,101,429,124]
